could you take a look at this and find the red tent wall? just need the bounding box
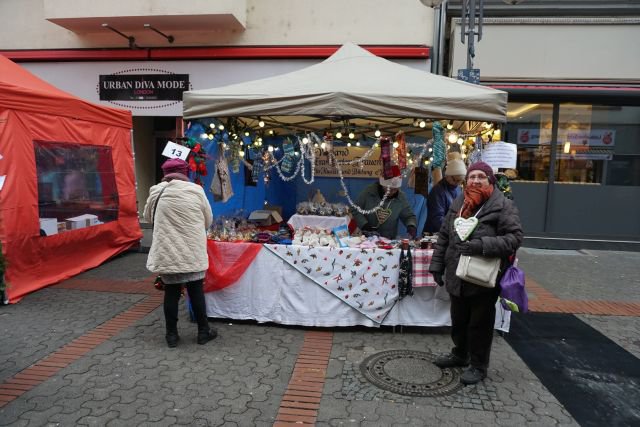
[0,56,142,302]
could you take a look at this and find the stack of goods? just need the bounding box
[296,201,349,217]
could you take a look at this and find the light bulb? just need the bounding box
[419,120,427,128]
[347,142,352,147]
[336,131,343,139]
[258,120,265,128]
[461,153,467,159]
[374,129,381,137]
[209,123,216,129]
[257,137,263,143]
[268,130,274,135]
[374,143,379,148]
[448,133,458,144]
[356,142,361,146]
[239,150,245,156]
[222,143,227,149]
[208,134,214,140]
[457,138,464,145]
[218,124,224,130]
[428,147,433,152]
[302,137,309,144]
[393,141,399,148]
[294,151,300,156]
[244,131,250,137]
[413,119,419,127]
[349,132,355,139]
[314,143,319,148]
[446,121,453,130]
[424,160,430,165]
[429,156,434,161]
[268,145,274,152]
[564,141,571,154]
[200,133,208,139]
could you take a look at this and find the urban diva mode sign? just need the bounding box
[99,74,190,101]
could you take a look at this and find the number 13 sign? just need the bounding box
[161,141,191,161]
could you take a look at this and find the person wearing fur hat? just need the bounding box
[143,158,217,348]
[424,158,467,234]
[429,161,523,385]
[353,166,417,239]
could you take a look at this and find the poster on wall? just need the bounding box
[482,142,517,169]
[516,128,615,146]
[315,146,382,178]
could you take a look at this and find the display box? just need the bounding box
[248,210,283,226]
[39,218,58,236]
[65,214,99,230]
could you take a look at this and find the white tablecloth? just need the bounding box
[287,214,350,230]
[205,246,510,331]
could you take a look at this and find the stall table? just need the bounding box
[204,241,510,331]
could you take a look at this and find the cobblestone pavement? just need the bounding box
[1,248,638,426]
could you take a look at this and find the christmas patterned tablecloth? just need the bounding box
[264,244,400,323]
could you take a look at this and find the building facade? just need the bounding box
[446,0,640,249]
[1,0,639,247]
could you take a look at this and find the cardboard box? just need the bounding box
[65,214,99,230]
[39,218,58,236]
[248,210,283,226]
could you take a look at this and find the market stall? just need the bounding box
[0,55,141,303]
[179,43,510,328]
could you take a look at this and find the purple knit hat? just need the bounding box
[466,161,496,184]
[161,158,189,176]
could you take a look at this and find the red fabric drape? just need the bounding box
[204,241,262,292]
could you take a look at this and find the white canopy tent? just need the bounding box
[183,43,507,133]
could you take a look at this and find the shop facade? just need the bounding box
[448,9,640,249]
[0,0,437,217]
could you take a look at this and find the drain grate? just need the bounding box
[359,349,463,397]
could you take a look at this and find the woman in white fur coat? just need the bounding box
[143,158,215,348]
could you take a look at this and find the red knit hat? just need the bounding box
[161,158,190,176]
[466,161,496,184]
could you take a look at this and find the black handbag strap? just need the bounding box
[152,185,168,227]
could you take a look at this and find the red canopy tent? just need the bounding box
[0,55,142,303]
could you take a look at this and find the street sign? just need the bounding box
[457,68,481,85]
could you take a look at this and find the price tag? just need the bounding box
[161,141,191,161]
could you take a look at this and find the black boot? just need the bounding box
[166,332,180,348]
[197,328,218,345]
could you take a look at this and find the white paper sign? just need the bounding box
[0,175,5,192]
[482,142,517,169]
[161,141,190,161]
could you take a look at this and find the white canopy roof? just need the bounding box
[183,43,507,127]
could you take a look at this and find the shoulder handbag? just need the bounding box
[453,202,501,288]
[455,254,501,288]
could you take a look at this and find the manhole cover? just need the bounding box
[359,350,463,397]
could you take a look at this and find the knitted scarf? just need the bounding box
[460,185,494,219]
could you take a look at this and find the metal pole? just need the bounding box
[437,0,448,75]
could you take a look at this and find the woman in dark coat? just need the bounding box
[429,162,523,385]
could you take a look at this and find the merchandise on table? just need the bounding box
[296,201,349,217]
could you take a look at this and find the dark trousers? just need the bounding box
[164,279,209,335]
[450,291,499,372]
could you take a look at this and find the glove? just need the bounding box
[457,239,483,255]
[431,271,445,287]
[407,225,417,239]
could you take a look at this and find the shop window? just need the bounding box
[34,141,119,236]
[504,103,554,182]
[555,104,640,186]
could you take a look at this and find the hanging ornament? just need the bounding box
[431,121,446,169]
[380,137,393,179]
[395,131,407,170]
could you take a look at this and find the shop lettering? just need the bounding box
[103,81,133,90]
[99,74,190,101]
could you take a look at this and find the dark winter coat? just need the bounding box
[353,183,417,239]
[428,188,523,297]
[425,178,462,233]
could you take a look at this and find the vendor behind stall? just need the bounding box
[353,166,417,239]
